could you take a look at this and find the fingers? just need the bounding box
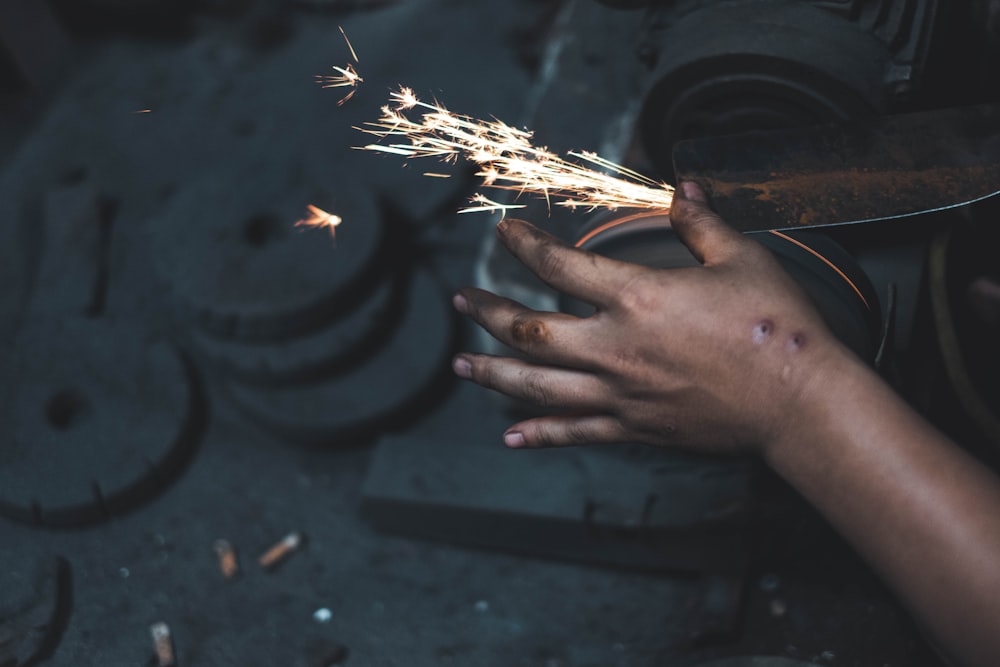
[453,288,599,368]
[501,414,632,449]
[495,218,645,309]
[669,182,747,265]
[453,353,609,411]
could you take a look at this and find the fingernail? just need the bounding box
[681,181,707,202]
[452,292,469,314]
[452,355,472,379]
[503,431,525,448]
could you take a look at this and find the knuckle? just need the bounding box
[615,276,658,315]
[669,196,697,221]
[534,241,567,282]
[533,424,558,448]
[613,345,645,369]
[671,197,715,226]
[471,357,498,388]
[565,421,593,444]
[521,370,554,407]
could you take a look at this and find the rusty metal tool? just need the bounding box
[672,104,1000,232]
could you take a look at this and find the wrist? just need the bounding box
[759,334,875,469]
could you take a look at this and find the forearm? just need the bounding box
[765,342,1000,667]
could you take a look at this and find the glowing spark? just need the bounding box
[316,26,363,106]
[394,86,419,111]
[135,109,152,114]
[295,205,342,239]
[357,86,674,216]
[339,25,359,64]
[458,193,527,217]
[423,172,451,178]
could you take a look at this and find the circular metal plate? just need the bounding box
[0,319,200,527]
[221,269,456,443]
[185,272,401,386]
[149,169,385,341]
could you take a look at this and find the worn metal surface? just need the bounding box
[673,104,1000,231]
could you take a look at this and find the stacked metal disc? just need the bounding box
[0,179,202,528]
[149,166,457,444]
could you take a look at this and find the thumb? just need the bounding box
[670,181,745,264]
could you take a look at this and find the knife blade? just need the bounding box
[671,104,1000,233]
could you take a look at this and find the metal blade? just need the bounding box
[672,104,1000,233]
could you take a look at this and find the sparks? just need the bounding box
[295,205,343,239]
[356,86,674,216]
[339,25,359,64]
[458,193,527,216]
[316,25,363,106]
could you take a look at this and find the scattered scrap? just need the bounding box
[258,531,304,570]
[150,622,175,667]
[212,539,240,580]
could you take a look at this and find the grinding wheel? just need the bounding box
[184,271,402,386]
[221,269,456,443]
[0,319,201,527]
[149,167,386,341]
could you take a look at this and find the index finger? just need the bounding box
[496,218,646,309]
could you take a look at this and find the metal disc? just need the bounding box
[221,269,456,443]
[149,167,385,341]
[184,271,401,386]
[0,319,200,527]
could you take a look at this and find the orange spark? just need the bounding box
[339,25,359,64]
[135,109,152,114]
[459,193,526,217]
[356,86,674,216]
[316,25,363,106]
[295,205,343,239]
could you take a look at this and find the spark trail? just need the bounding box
[356,86,675,216]
[316,26,363,106]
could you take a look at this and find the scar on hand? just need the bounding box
[751,319,774,345]
[511,318,551,345]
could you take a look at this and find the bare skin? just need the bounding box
[452,182,1000,667]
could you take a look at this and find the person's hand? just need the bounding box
[451,182,844,455]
